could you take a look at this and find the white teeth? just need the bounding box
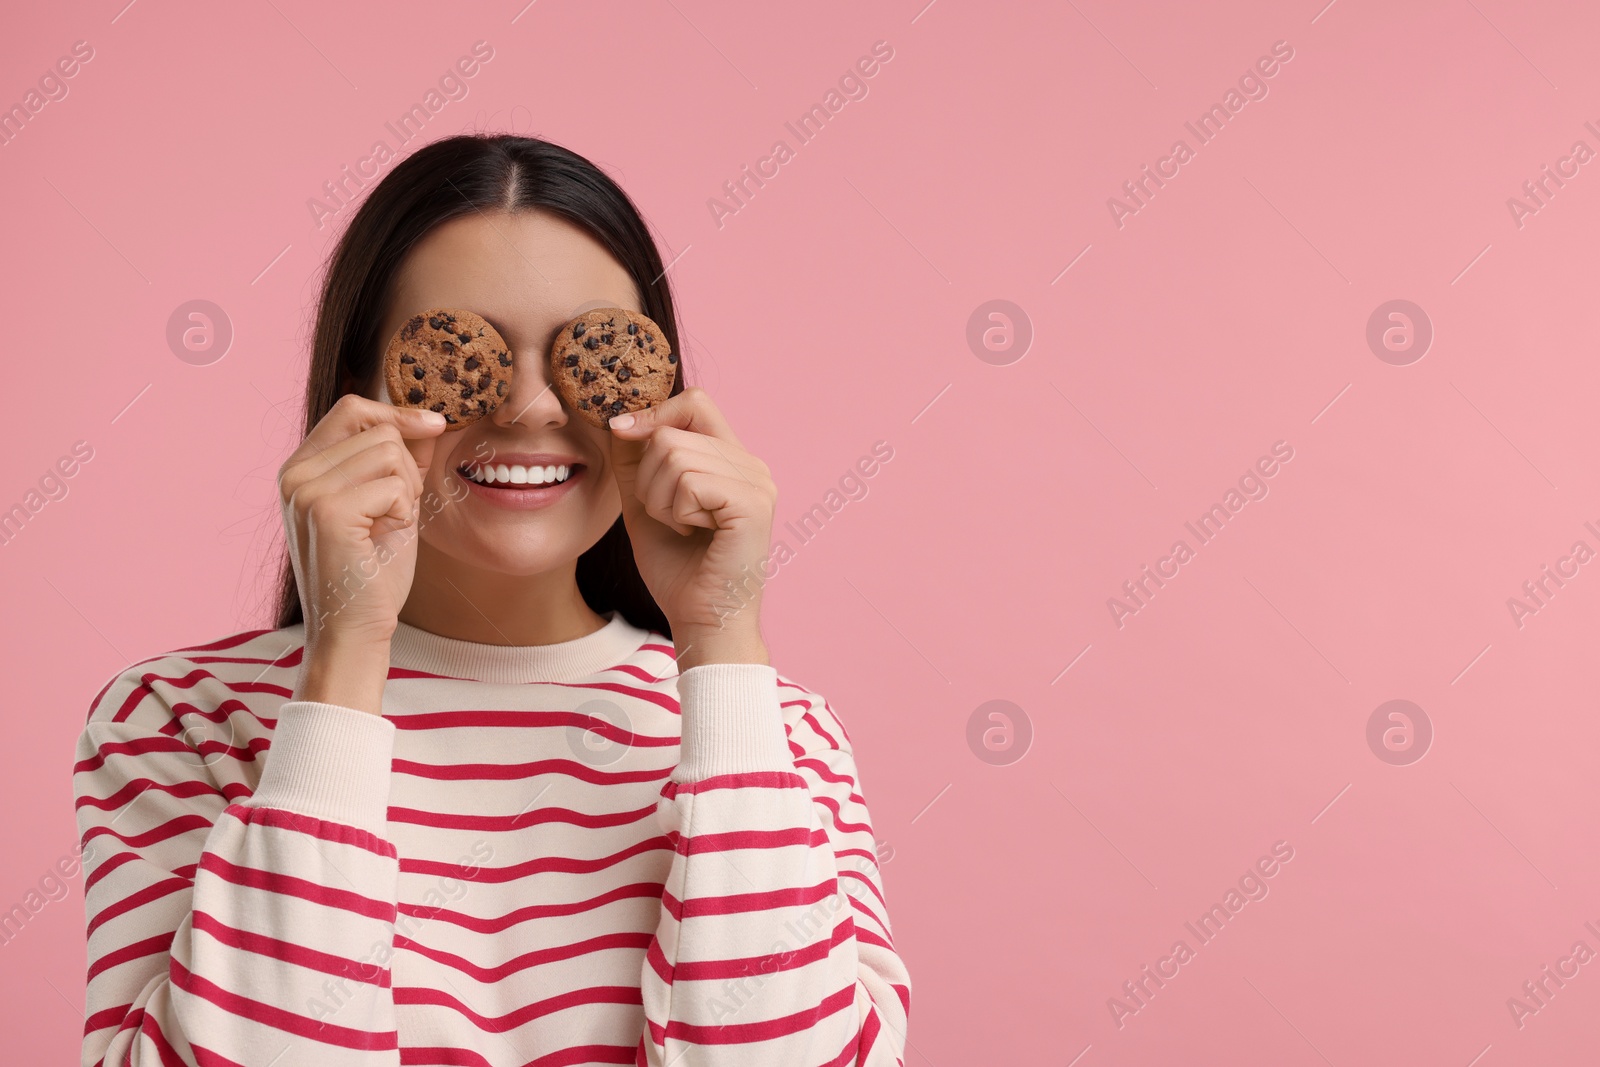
[466,463,572,487]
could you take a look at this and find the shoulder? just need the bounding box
[80,624,306,736]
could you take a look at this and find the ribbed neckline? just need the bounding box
[386,610,655,684]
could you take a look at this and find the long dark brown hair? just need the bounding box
[271,133,682,637]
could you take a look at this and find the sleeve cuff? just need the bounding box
[671,663,794,782]
[244,701,397,837]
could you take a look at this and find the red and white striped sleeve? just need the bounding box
[72,660,404,1067]
[639,664,912,1066]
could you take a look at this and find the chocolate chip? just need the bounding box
[400,354,415,363]
[440,365,456,383]
[441,340,455,354]
[430,401,445,412]
[617,366,631,381]
[584,337,600,350]
[408,387,424,403]
[564,354,580,367]
[444,412,457,423]
[460,385,474,398]
[573,323,587,338]
[631,387,640,396]
[635,338,644,347]
[667,353,678,363]
[579,399,590,409]
[498,352,511,367]
[601,333,614,345]
[428,316,443,329]
[457,333,471,345]
[610,399,625,413]
[496,378,506,395]
[478,399,489,412]
[464,355,479,370]
[581,369,597,384]
[627,323,638,334]
[571,368,579,377]
[591,394,604,405]
[413,366,425,379]
[477,373,491,392]
[644,333,653,342]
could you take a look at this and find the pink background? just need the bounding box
[4,0,1600,1063]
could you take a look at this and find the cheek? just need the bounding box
[434,457,471,503]
[589,468,621,517]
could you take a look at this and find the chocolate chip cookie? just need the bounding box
[383,308,513,426]
[550,307,677,428]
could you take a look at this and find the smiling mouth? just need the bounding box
[459,462,580,488]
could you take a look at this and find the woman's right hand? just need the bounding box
[277,394,449,709]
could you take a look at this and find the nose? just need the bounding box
[491,345,568,428]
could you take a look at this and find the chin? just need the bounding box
[420,515,613,575]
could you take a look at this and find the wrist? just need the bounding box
[297,635,393,715]
[673,626,769,671]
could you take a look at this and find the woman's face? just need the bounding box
[360,208,640,577]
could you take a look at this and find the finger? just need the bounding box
[304,474,416,537]
[605,388,732,502]
[634,426,767,493]
[608,386,743,450]
[640,471,696,537]
[637,450,761,535]
[671,470,746,531]
[293,464,416,533]
[284,424,425,503]
[635,428,737,514]
[299,393,448,465]
[293,437,425,506]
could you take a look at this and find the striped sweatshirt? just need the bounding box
[71,610,910,1066]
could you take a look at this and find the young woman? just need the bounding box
[72,134,910,1066]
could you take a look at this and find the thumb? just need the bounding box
[399,408,449,482]
[604,408,654,517]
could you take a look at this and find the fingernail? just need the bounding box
[609,413,635,430]
[421,410,447,425]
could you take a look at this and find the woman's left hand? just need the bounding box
[603,386,776,669]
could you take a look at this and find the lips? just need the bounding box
[451,450,588,512]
